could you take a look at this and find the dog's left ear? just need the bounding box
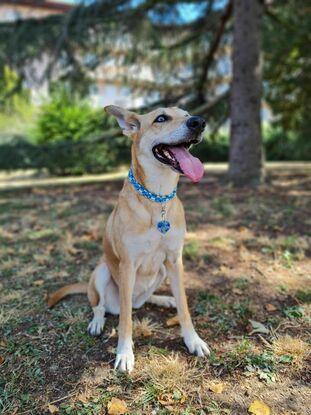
[105,105,140,137]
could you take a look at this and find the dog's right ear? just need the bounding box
[105,105,140,137]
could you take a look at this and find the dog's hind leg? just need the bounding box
[87,262,110,336]
[147,295,176,308]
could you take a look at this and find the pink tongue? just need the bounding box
[169,146,204,183]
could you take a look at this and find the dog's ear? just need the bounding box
[105,105,140,137]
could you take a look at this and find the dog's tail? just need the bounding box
[47,283,88,308]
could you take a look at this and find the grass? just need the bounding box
[272,335,310,367]
[0,166,310,414]
[183,239,200,260]
[133,317,160,338]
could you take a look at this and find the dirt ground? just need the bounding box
[0,164,310,415]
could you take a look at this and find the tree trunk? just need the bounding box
[229,0,264,186]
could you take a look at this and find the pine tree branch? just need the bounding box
[195,0,233,103]
[191,89,229,115]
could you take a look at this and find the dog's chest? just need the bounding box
[127,225,183,265]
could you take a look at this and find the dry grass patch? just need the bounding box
[80,364,114,389]
[62,309,87,325]
[133,317,160,338]
[0,307,15,325]
[1,257,19,271]
[272,335,310,367]
[135,353,199,393]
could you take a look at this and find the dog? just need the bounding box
[48,105,210,372]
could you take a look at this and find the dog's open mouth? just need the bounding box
[152,140,204,183]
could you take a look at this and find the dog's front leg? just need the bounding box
[166,254,210,357]
[115,260,135,372]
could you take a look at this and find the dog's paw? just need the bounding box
[114,348,135,372]
[184,331,210,357]
[87,316,106,337]
[160,295,176,308]
[150,295,176,308]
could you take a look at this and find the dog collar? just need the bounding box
[128,168,177,234]
[128,168,177,203]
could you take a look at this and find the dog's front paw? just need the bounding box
[184,331,210,357]
[87,316,106,337]
[153,295,176,308]
[114,348,135,372]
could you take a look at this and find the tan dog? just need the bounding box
[48,105,210,372]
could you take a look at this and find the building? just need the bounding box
[0,0,72,21]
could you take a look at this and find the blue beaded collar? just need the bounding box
[128,168,177,234]
[128,168,177,203]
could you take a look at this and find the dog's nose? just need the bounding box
[186,116,206,133]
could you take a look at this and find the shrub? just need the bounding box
[264,126,311,161]
[0,66,30,114]
[33,88,114,144]
[0,134,130,176]
[0,88,129,175]
[192,132,229,162]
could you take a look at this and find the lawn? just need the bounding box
[0,164,310,415]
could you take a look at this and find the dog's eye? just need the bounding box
[154,114,169,123]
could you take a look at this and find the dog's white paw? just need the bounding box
[87,316,106,337]
[114,348,135,372]
[150,295,176,308]
[184,331,210,357]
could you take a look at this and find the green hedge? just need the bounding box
[1,128,310,176]
[0,134,130,176]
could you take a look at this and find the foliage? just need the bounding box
[0,134,130,176]
[0,1,232,124]
[263,126,311,161]
[1,120,310,175]
[263,0,311,149]
[33,87,114,144]
[192,132,229,162]
[0,66,30,114]
[0,0,309,168]
[0,88,132,175]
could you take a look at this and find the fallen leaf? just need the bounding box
[158,393,175,406]
[233,288,243,295]
[77,392,90,404]
[47,404,59,414]
[33,279,44,286]
[0,340,7,348]
[0,356,5,365]
[249,320,270,335]
[209,382,225,394]
[248,399,270,415]
[63,231,79,255]
[265,303,277,312]
[166,315,179,327]
[34,254,49,265]
[104,327,117,343]
[107,397,128,415]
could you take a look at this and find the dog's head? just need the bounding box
[105,105,206,183]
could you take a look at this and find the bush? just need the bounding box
[0,134,130,176]
[18,88,131,175]
[33,89,114,144]
[264,126,311,161]
[192,133,229,162]
[193,127,311,163]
